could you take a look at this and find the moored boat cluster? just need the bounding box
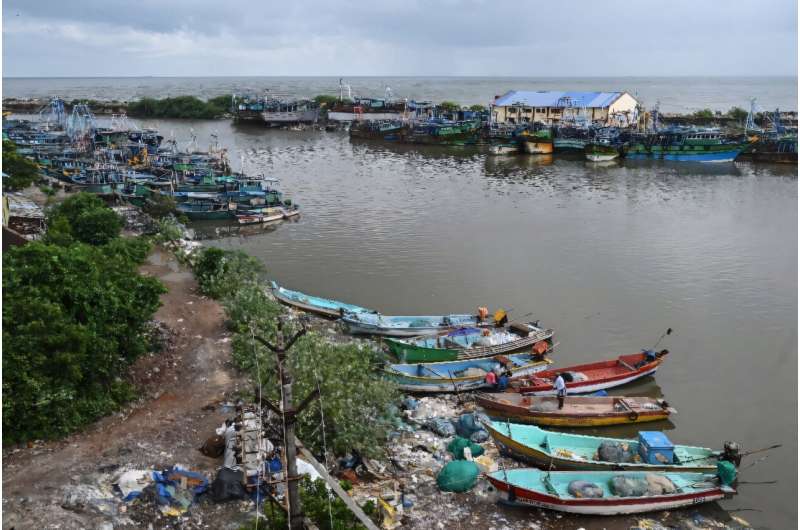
[269,281,763,517]
[3,99,300,224]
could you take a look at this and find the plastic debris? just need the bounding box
[114,469,152,501]
[446,437,485,460]
[425,417,456,437]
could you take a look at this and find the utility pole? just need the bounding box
[255,319,315,530]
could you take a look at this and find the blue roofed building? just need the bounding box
[491,90,639,126]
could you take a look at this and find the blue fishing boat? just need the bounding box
[624,128,749,162]
[382,353,551,393]
[341,311,494,337]
[270,281,373,318]
[486,468,736,515]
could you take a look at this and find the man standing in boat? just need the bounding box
[554,373,567,409]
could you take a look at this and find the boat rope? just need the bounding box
[314,369,334,530]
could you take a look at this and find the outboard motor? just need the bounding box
[722,441,742,467]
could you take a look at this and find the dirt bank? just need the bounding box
[2,248,252,530]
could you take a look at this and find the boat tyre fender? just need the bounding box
[628,410,639,422]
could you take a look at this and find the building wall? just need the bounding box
[492,92,640,126]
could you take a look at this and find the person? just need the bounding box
[553,373,567,409]
[485,369,498,389]
[497,369,510,391]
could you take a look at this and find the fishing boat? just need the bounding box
[476,394,675,427]
[384,322,554,363]
[484,422,724,473]
[585,128,622,161]
[623,128,749,162]
[341,311,495,337]
[270,281,373,318]
[406,119,481,146]
[489,144,520,155]
[509,350,668,395]
[383,353,552,393]
[236,204,299,225]
[485,468,735,515]
[520,127,554,154]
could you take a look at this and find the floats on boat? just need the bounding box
[509,350,668,395]
[269,281,373,318]
[383,353,552,393]
[341,311,495,337]
[485,468,735,515]
[484,422,732,473]
[384,321,554,363]
[477,394,676,427]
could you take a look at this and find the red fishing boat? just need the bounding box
[510,350,668,395]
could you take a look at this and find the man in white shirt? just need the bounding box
[553,374,567,409]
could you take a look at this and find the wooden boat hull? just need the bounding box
[477,394,675,427]
[512,351,668,396]
[484,422,718,473]
[385,326,554,363]
[270,281,373,318]
[523,140,554,154]
[486,469,731,515]
[384,355,552,393]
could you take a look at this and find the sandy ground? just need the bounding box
[2,249,254,530]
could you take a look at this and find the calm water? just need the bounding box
[3,76,798,113]
[130,120,795,529]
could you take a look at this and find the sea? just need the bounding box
[2,76,798,113]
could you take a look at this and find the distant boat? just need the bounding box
[484,422,724,473]
[383,353,552,393]
[270,281,373,318]
[476,393,675,427]
[485,468,735,515]
[385,322,554,363]
[509,351,668,396]
[341,311,492,337]
[236,205,300,225]
[488,144,520,155]
[520,127,554,154]
[624,128,749,162]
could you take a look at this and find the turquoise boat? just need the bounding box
[485,422,723,473]
[382,353,552,393]
[342,312,488,337]
[385,322,554,363]
[486,468,735,515]
[270,281,373,318]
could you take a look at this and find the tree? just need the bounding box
[72,208,123,245]
[692,108,714,119]
[469,104,486,112]
[3,239,165,442]
[3,140,40,191]
[438,101,461,111]
[45,192,122,246]
[727,106,748,121]
[314,95,339,108]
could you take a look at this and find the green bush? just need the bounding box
[233,327,398,459]
[154,217,184,244]
[45,193,122,246]
[3,140,41,191]
[193,247,265,299]
[314,95,339,107]
[3,240,165,443]
[127,95,232,119]
[692,108,715,119]
[727,106,748,121]
[72,208,123,245]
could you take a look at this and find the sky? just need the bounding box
[2,0,797,77]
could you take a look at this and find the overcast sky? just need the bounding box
[2,0,797,77]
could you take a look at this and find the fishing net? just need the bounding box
[446,436,485,460]
[436,461,480,492]
[597,441,640,463]
[610,474,677,497]
[567,480,604,498]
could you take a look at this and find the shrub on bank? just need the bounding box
[3,239,164,443]
[126,95,232,119]
[193,247,265,299]
[45,192,123,246]
[3,140,41,191]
